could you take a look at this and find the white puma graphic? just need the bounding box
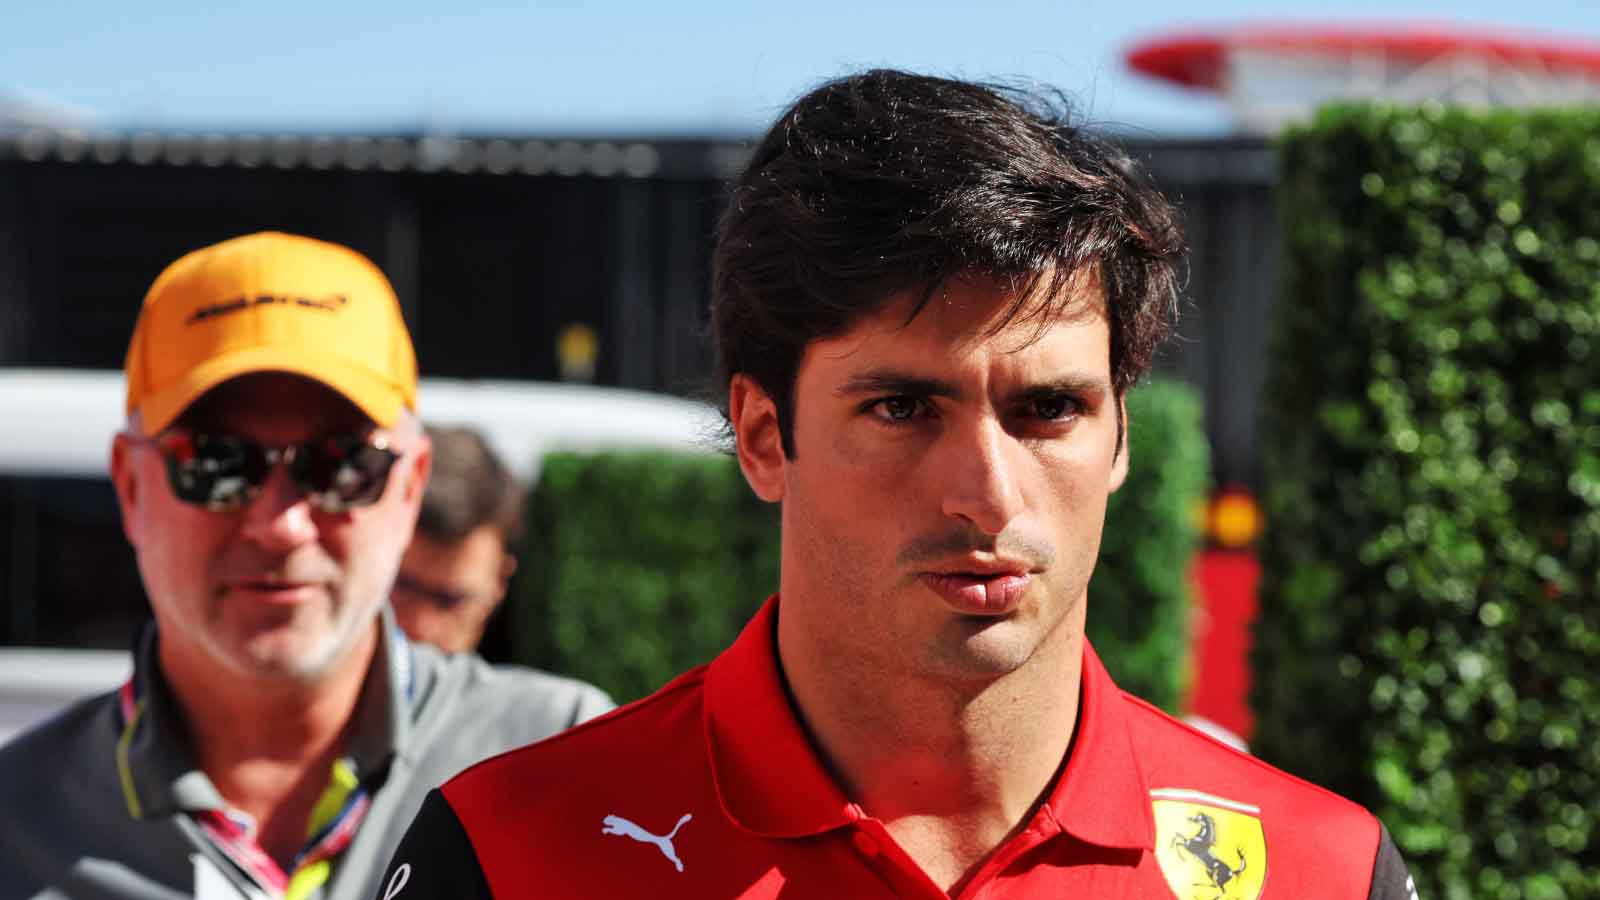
[601,812,693,872]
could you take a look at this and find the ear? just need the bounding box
[1108,395,1130,494]
[729,374,786,503]
[400,432,433,506]
[109,433,143,544]
[488,550,518,605]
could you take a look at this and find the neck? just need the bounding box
[778,602,1083,892]
[157,623,380,867]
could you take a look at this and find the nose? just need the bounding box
[937,415,1026,536]
[237,464,318,551]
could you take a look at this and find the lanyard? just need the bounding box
[191,768,372,900]
[115,680,382,900]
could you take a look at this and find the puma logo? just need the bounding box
[601,812,693,872]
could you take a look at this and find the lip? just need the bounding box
[919,571,1031,615]
[223,580,323,605]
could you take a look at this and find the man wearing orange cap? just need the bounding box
[0,232,612,900]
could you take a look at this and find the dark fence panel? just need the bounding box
[1128,136,1277,490]
[0,135,734,401]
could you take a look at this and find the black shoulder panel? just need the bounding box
[374,789,494,900]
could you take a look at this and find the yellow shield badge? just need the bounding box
[1151,788,1268,900]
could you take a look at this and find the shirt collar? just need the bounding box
[703,595,1154,850]
[703,596,855,837]
[118,608,415,820]
[346,606,416,773]
[1039,641,1155,851]
[116,625,224,819]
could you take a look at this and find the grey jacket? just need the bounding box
[0,617,613,900]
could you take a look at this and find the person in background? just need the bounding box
[0,231,611,900]
[391,425,522,654]
[378,70,1417,900]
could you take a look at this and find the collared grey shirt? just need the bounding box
[0,612,613,900]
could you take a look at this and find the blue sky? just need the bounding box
[3,1,1597,137]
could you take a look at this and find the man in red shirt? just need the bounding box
[379,69,1417,900]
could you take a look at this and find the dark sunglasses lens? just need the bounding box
[294,436,398,512]
[159,433,262,510]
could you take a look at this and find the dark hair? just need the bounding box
[711,68,1185,456]
[417,424,524,546]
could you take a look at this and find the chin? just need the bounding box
[231,649,333,682]
[247,596,383,680]
[924,621,1042,682]
[226,629,350,682]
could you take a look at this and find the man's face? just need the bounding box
[112,373,431,684]
[736,275,1127,687]
[390,525,511,654]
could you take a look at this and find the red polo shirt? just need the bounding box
[379,597,1415,899]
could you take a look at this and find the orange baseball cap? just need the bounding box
[124,231,418,436]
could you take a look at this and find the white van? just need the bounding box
[0,368,718,742]
[0,368,717,482]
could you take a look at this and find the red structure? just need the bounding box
[1126,24,1600,134]
[1186,550,1262,743]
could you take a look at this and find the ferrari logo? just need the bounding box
[1152,788,1267,900]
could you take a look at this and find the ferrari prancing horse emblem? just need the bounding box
[1152,788,1267,900]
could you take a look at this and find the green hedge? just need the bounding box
[512,451,778,702]
[1256,103,1600,900]
[1094,376,1209,710]
[512,375,1207,709]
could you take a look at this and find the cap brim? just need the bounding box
[135,346,408,436]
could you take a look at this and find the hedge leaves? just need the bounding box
[1257,103,1600,900]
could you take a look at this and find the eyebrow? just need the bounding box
[1012,375,1113,401]
[833,369,1112,402]
[834,371,961,400]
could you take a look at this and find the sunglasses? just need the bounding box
[141,430,401,513]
